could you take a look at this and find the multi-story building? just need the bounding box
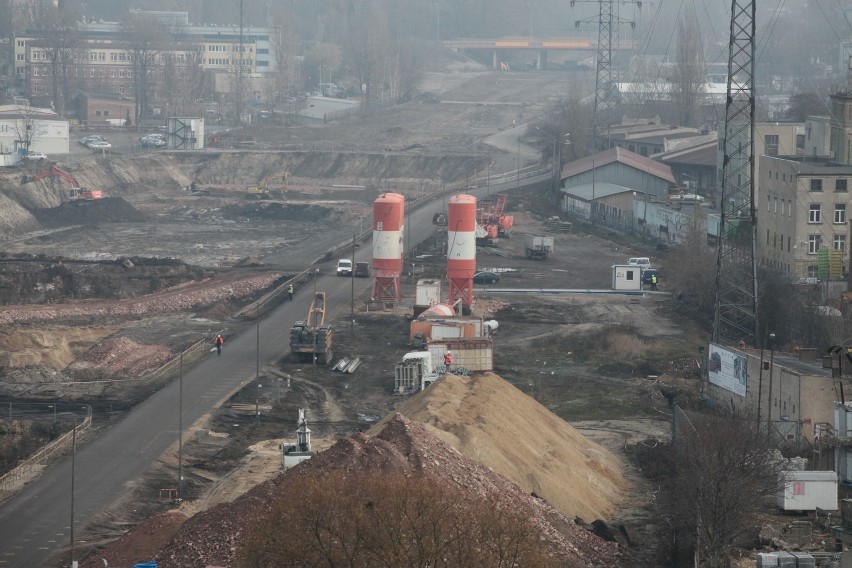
[757,154,852,279]
[14,11,277,119]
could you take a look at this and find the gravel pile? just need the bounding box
[73,336,172,374]
[154,414,626,567]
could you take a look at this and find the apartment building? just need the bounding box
[14,11,276,114]
[757,154,852,279]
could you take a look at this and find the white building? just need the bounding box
[0,105,69,156]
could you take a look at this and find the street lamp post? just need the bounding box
[767,333,776,434]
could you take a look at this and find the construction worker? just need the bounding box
[444,351,453,368]
[214,334,224,355]
[288,284,294,301]
[650,273,658,291]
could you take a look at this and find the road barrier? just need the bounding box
[0,409,91,503]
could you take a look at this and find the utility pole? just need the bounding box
[236,0,245,126]
[350,231,355,332]
[712,0,758,346]
[69,419,76,568]
[571,0,640,150]
[178,353,183,500]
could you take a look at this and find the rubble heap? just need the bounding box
[155,414,626,567]
[72,336,172,374]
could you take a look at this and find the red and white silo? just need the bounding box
[371,193,405,302]
[447,194,477,308]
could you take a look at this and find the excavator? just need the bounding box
[247,170,288,200]
[20,165,104,201]
[289,291,334,364]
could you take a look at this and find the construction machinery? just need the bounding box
[524,234,554,260]
[289,291,334,364]
[20,165,104,201]
[247,171,288,200]
[478,193,513,239]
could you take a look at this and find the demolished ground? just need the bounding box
[83,373,632,568]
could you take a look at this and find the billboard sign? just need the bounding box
[707,343,747,397]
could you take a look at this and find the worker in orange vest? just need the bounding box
[443,351,453,368]
[214,334,224,355]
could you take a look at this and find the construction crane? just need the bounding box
[712,0,758,347]
[20,165,104,201]
[289,291,334,365]
[247,170,288,199]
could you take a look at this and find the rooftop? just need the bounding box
[560,146,676,183]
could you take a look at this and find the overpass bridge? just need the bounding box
[440,37,637,70]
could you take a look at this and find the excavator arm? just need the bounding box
[22,165,80,188]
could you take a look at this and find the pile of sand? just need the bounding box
[372,372,628,521]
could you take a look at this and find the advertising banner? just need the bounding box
[707,343,747,397]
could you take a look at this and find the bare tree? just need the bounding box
[123,12,166,127]
[668,413,786,567]
[38,3,81,115]
[236,471,555,567]
[670,13,705,127]
[664,206,716,326]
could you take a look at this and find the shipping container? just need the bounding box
[777,471,838,511]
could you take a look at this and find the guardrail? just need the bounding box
[0,409,91,503]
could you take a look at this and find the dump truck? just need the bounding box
[289,292,334,364]
[524,234,554,260]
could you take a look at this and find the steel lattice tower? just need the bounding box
[571,0,640,147]
[712,0,758,346]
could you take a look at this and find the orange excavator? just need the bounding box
[20,165,104,201]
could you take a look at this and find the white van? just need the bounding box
[627,257,651,269]
[336,259,353,276]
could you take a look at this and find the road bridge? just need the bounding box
[441,37,636,70]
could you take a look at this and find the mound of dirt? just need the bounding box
[155,414,625,567]
[80,511,187,568]
[371,372,628,521]
[0,326,116,369]
[221,201,332,222]
[31,197,147,226]
[71,336,172,374]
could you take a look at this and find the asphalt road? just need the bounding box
[0,171,551,568]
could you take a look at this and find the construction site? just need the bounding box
[0,64,751,568]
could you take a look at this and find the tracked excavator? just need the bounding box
[20,165,104,201]
[247,171,288,199]
[289,291,334,364]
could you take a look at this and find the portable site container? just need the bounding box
[415,279,442,308]
[612,264,642,290]
[428,338,494,372]
[776,471,838,511]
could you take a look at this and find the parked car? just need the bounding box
[140,134,166,148]
[641,268,659,285]
[26,151,47,161]
[78,135,105,146]
[353,262,370,277]
[89,141,112,151]
[336,258,353,276]
[627,257,651,269]
[473,271,500,284]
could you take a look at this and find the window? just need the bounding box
[103,111,109,116]
[796,134,805,149]
[811,179,823,192]
[767,195,771,212]
[809,204,821,223]
[16,53,23,61]
[788,236,791,251]
[119,70,124,78]
[808,234,822,254]
[110,69,115,78]
[836,204,847,223]
[98,53,105,61]
[837,179,848,192]
[95,110,101,116]
[835,234,846,252]
[765,134,779,156]
[127,69,132,78]
[808,265,819,278]
[110,53,117,61]
[17,40,23,47]
[257,48,269,54]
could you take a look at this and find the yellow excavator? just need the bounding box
[246,171,288,200]
[289,291,334,364]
